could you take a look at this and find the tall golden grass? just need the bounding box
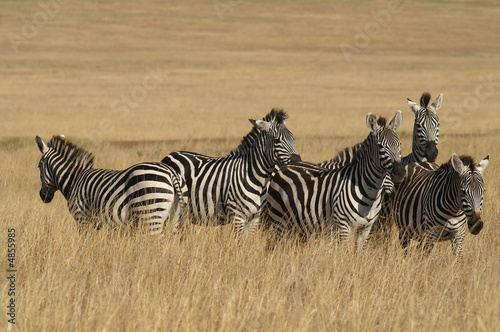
[2,134,499,331]
[1,0,500,331]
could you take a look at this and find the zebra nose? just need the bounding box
[291,154,302,162]
[390,161,406,183]
[425,141,438,162]
[468,211,483,235]
[40,188,54,203]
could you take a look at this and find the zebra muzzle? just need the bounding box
[425,141,438,163]
[390,161,406,183]
[468,212,484,235]
[40,188,54,203]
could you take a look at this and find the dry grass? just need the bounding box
[1,0,500,331]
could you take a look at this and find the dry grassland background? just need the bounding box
[1,0,499,331]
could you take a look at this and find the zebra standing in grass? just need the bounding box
[265,112,405,249]
[392,154,489,259]
[318,92,442,230]
[36,135,188,235]
[161,108,301,238]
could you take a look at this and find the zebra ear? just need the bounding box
[407,98,421,114]
[388,110,403,131]
[477,155,489,175]
[430,93,443,112]
[431,93,443,112]
[36,135,49,154]
[249,119,272,132]
[451,153,466,174]
[60,134,66,140]
[366,113,379,132]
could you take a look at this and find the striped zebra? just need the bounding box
[161,108,301,238]
[403,92,442,165]
[36,135,188,235]
[392,153,489,259]
[319,92,442,174]
[318,92,442,229]
[264,111,405,249]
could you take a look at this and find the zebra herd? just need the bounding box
[35,94,489,259]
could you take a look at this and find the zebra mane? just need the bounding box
[267,108,288,125]
[442,155,476,173]
[230,108,288,156]
[323,142,363,167]
[352,116,388,163]
[377,117,387,127]
[47,136,94,169]
[420,92,431,108]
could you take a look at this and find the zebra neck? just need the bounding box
[53,163,85,201]
[248,152,277,183]
[431,168,462,214]
[351,144,386,191]
[406,129,427,164]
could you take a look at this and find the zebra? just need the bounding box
[264,111,406,249]
[36,135,188,235]
[403,92,442,165]
[319,92,442,173]
[391,153,489,259]
[161,108,301,239]
[318,92,443,232]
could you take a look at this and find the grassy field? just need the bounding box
[1,0,500,331]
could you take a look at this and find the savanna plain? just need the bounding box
[1,0,500,331]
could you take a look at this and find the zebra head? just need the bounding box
[249,108,301,167]
[450,154,489,235]
[407,92,442,162]
[36,135,59,203]
[366,111,406,184]
[35,135,94,204]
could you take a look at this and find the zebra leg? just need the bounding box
[399,230,411,250]
[170,197,189,237]
[232,214,253,242]
[356,224,373,251]
[169,170,190,238]
[450,226,466,261]
[417,236,435,256]
[239,213,260,241]
[76,216,97,235]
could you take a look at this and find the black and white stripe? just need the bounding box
[403,92,442,165]
[319,92,442,176]
[265,111,405,249]
[392,154,489,259]
[319,92,442,226]
[161,109,301,238]
[36,135,188,235]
